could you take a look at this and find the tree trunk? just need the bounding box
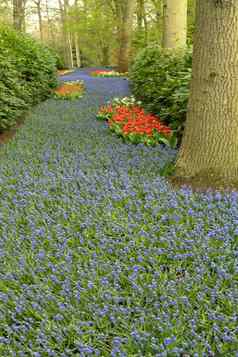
[13,0,25,31]
[163,0,187,49]
[142,3,148,45]
[73,0,81,68]
[137,0,148,45]
[101,46,110,66]
[117,0,135,73]
[151,0,163,43]
[46,1,53,43]
[66,32,74,69]
[36,0,43,41]
[137,0,143,29]
[75,33,81,68]
[175,0,238,185]
[59,0,74,69]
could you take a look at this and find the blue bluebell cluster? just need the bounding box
[0,70,237,356]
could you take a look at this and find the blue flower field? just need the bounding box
[0,70,237,356]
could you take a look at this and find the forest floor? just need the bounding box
[0,68,237,356]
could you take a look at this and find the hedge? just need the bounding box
[129,45,192,138]
[0,26,58,131]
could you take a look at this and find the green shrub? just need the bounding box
[0,26,57,131]
[129,45,192,138]
[48,48,65,70]
[55,54,65,70]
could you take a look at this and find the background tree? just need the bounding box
[163,0,188,49]
[13,0,26,31]
[175,0,238,186]
[0,0,12,24]
[58,0,73,68]
[151,0,163,41]
[66,0,116,67]
[112,0,136,72]
[2,0,195,69]
[32,0,43,40]
[136,0,148,45]
[187,0,195,44]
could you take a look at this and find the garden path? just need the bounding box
[0,68,237,355]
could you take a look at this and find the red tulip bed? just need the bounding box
[97,97,176,146]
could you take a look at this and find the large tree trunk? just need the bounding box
[13,0,25,31]
[163,0,187,49]
[175,0,238,185]
[117,0,135,73]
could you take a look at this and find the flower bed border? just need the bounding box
[54,80,85,100]
[97,97,176,147]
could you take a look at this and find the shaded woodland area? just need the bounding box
[1,0,195,71]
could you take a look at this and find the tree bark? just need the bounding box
[38,3,43,41]
[137,0,143,29]
[142,2,148,45]
[116,0,136,73]
[175,0,238,184]
[13,0,25,31]
[34,0,43,41]
[151,0,163,43]
[74,33,81,67]
[101,46,110,66]
[67,32,74,69]
[163,0,188,49]
[137,0,148,44]
[46,1,53,43]
[58,0,74,69]
[73,0,81,68]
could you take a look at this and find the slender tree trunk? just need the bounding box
[137,0,148,44]
[73,0,81,68]
[175,0,238,185]
[23,0,27,31]
[59,0,73,69]
[74,33,81,67]
[36,0,43,41]
[46,1,53,43]
[117,0,135,73]
[13,0,25,31]
[102,46,110,66]
[142,4,148,45]
[151,0,163,43]
[137,0,143,29]
[68,33,74,68]
[163,0,187,49]
[64,0,74,69]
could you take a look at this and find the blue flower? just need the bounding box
[0,68,237,356]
